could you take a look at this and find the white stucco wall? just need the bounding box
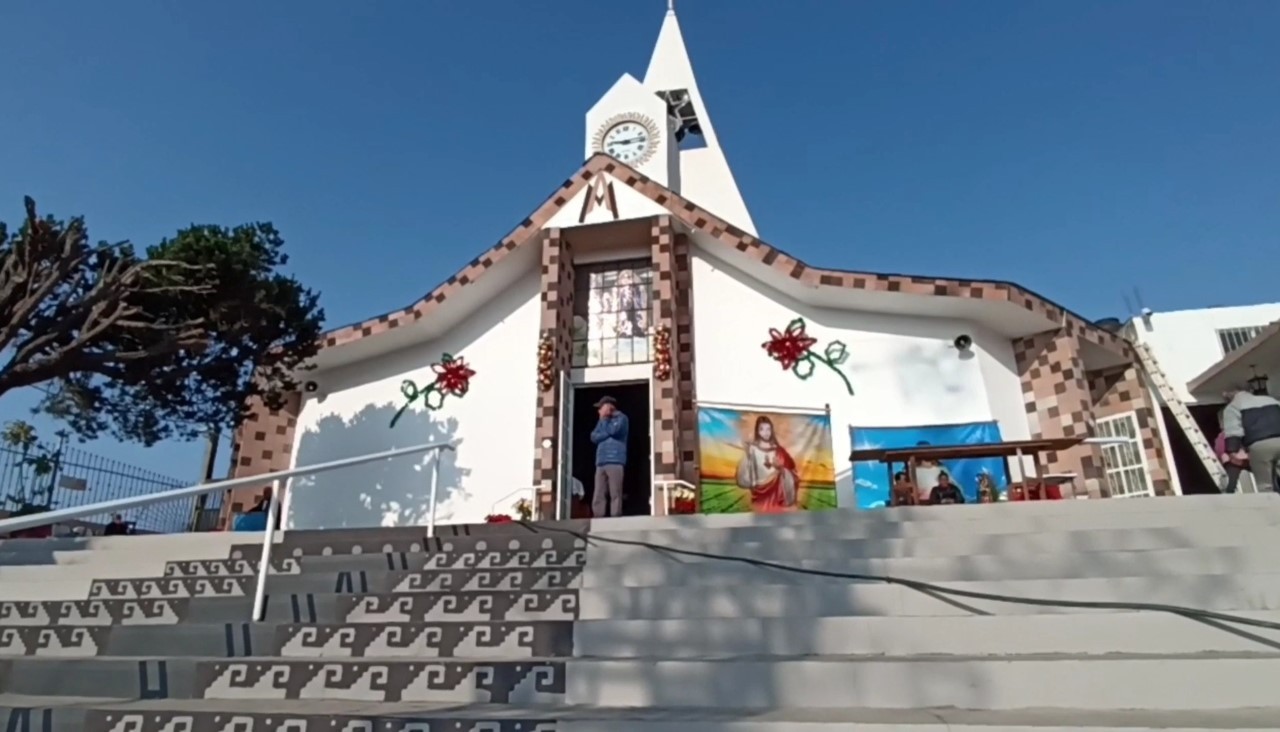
[283,271,541,530]
[690,252,1031,506]
[1128,303,1280,404]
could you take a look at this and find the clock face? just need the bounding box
[602,120,654,164]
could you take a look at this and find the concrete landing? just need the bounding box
[0,697,1276,732]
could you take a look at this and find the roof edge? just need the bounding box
[1187,319,1280,393]
[316,153,1133,362]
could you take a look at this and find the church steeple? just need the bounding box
[642,3,757,236]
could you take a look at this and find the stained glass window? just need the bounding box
[572,259,653,367]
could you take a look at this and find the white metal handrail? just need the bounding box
[0,439,457,622]
[653,479,697,516]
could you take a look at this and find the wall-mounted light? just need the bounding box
[953,334,973,352]
[303,381,319,393]
[1247,366,1270,396]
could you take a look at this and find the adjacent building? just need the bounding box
[1125,303,1280,495]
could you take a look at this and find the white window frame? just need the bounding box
[1095,411,1155,499]
[1217,326,1266,356]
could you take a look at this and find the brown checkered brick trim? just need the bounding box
[318,162,610,350]
[218,392,301,530]
[1089,365,1173,495]
[672,231,700,485]
[317,154,1131,363]
[531,231,575,505]
[650,216,682,483]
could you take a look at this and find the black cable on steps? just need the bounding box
[515,519,1280,633]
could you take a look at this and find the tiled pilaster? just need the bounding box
[1088,365,1174,496]
[218,391,301,529]
[671,232,700,484]
[650,217,686,489]
[1012,328,1103,493]
[530,230,575,516]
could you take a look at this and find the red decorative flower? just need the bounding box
[671,497,697,515]
[763,319,817,370]
[485,514,514,523]
[432,354,476,396]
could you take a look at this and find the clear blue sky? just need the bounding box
[1,0,1277,483]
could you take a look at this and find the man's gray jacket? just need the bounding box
[1223,391,1280,453]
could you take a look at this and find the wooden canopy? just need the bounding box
[848,437,1086,464]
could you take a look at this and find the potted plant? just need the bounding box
[513,497,534,522]
[1,421,67,538]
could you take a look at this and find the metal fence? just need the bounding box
[0,443,218,534]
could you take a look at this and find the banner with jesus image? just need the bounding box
[697,406,838,514]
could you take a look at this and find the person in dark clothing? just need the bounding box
[248,486,273,513]
[245,485,283,530]
[102,514,130,536]
[590,396,629,518]
[929,472,965,505]
[1223,388,1280,492]
[889,471,917,506]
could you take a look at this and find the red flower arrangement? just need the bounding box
[484,514,514,524]
[389,353,477,428]
[763,318,854,395]
[668,483,698,515]
[653,325,672,381]
[670,496,697,515]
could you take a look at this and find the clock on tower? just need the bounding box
[592,114,661,166]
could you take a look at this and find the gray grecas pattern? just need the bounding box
[0,526,586,731]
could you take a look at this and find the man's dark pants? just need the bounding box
[593,464,625,518]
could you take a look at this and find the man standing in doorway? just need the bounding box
[590,396,629,518]
[1223,386,1280,492]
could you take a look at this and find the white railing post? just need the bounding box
[250,478,283,622]
[426,452,442,539]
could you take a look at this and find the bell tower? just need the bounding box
[584,2,757,236]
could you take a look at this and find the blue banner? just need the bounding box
[849,421,1008,509]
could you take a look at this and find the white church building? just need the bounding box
[219,6,1176,530]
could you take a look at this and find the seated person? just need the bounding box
[977,474,998,504]
[889,471,918,506]
[929,472,965,505]
[103,513,131,536]
[913,448,943,504]
[245,486,281,530]
[1010,481,1063,501]
[247,486,273,513]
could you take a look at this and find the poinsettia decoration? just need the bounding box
[652,325,672,381]
[389,353,477,428]
[762,318,853,395]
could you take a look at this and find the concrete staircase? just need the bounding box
[1,494,1279,731]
